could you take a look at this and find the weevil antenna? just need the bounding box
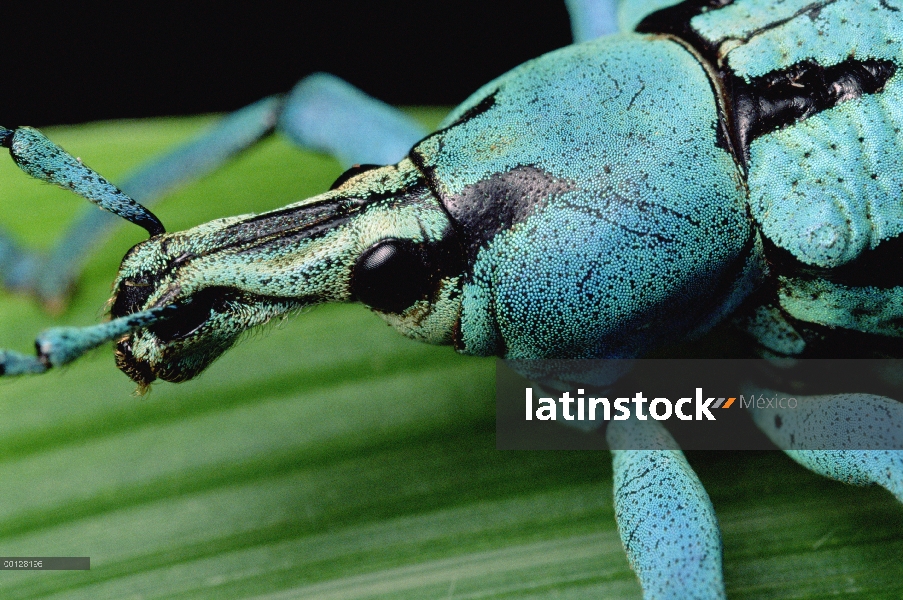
[0,304,180,377]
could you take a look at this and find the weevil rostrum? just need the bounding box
[1,1,903,598]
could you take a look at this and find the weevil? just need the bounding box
[1,0,903,598]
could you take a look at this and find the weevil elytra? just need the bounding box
[2,1,903,598]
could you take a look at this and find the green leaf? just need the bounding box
[0,115,901,599]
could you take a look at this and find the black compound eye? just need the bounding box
[351,239,432,313]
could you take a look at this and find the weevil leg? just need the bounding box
[0,227,40,292]
[32,96,283,307]
[0,124,165,305]
[748,390,903,502]
[607,418,726,600]
[0,126,164,237]
[564,0,620,42]
[4,74,425,308]
[277,72,427,168]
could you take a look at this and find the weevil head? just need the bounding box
[110,158,466,388]
[112,35,768,388]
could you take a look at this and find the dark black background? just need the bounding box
[5,2,573,126]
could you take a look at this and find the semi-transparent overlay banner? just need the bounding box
[496,359,903,450]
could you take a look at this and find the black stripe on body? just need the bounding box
[636,0,897,166]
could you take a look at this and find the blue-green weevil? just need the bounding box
[2,1,903,598]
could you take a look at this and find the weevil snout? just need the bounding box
[109,159,465,389]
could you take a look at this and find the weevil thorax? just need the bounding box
[110,33,772,386]
[411,34,764,359]
[110,159,465,387]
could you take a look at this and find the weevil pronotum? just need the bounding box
[2,1,903,598]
